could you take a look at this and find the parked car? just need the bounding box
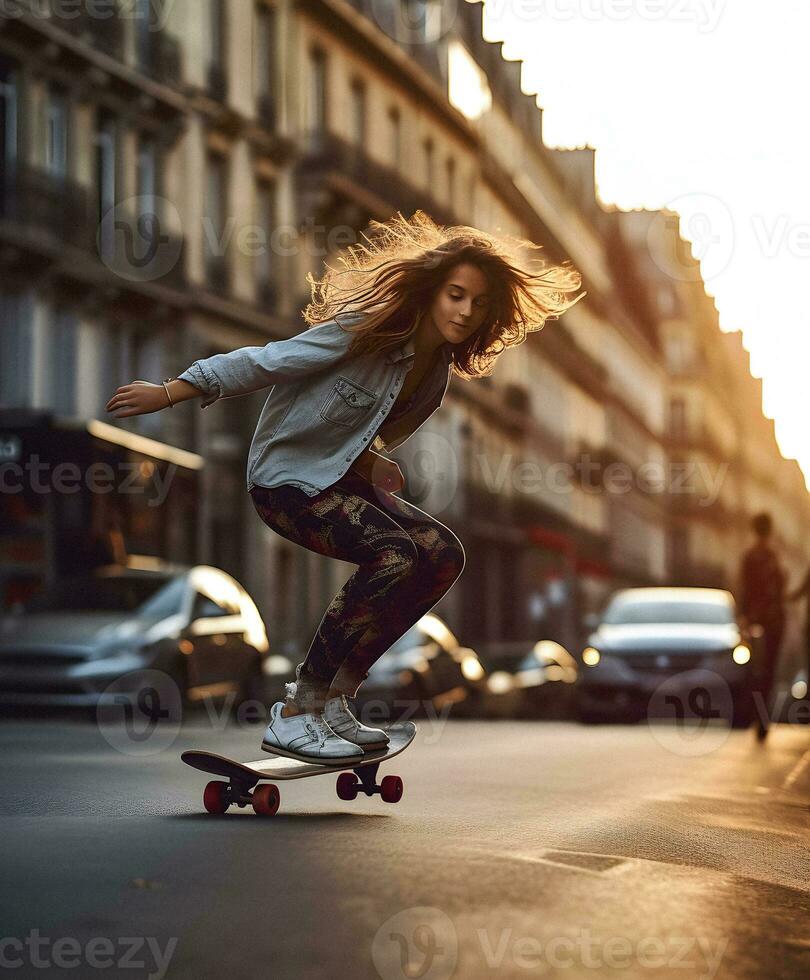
[576,587,755,726]
[352,613,488,722]
[0,556,290,714]
[483,640,579,719]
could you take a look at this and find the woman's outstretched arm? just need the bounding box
[104,315,359,418]
[105,378,201,418]
[176,316,357,409]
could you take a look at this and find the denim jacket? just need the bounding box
[177,313,454,496]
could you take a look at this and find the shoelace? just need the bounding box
[305,715,337,744]
[326,696,357,727]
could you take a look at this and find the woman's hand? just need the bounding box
[105,381,170,418]
[350,449,405,492]
[375,457,405,493]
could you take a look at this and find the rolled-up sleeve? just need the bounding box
[176,316,359,409]
[177,361,221,408]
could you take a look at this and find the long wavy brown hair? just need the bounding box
[301,210,585,380]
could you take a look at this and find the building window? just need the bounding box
[134,0,158,73]
[94,109,116,220]
[671,526,689,573]
[206,0,227,100]
[405,0,431,43]
[308,47,327,137]
[658,284,675,316]
[666,332,694,373]
[387,106,400,165]
[669,397,687,439]
[45,84,68,177]
[254,2,276,126]
[0,294,32,406]
[48,307,77,417]
[136,135,156,205]
[204,152,228,289]
[0,58,18,169]
[94,109,117,261]
[135,135,160,255]
[445,157,455,211]
[255,178,276,307]
[422,137,433,189]
[350,78,366,146]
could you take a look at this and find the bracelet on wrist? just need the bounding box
[162,378,176,408]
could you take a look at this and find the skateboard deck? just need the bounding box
[182,721,415,816]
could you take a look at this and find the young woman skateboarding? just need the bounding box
[105,211,582,765]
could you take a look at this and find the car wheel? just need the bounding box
[730,701,755,728]
[232,657,265,717]
[577,705,610,725]
[166,657,190,711]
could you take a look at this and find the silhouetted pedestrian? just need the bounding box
[738,512,786,740]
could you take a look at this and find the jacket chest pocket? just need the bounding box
[319,376,378,428]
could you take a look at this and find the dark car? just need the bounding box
[483,641,579,720]
[0,556,290,713]
[576,587,755,726]
[352,613,488,723]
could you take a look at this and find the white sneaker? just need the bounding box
[323,694,390,751]
[261,701,364,764]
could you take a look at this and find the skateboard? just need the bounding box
[181,721,416,816]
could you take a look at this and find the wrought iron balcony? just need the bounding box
[0,164,96,253]
[256,279,278,311]
[206,62,228,102]
[256,92,277,130]
[0,164,186,291]
[47,0,125,60]
[343,0,445,87]
[136,30,182,87]
[205,254,230,294]
[298,129,455,225]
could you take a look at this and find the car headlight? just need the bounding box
[732,644,750,665]
[460,654,485,681]
[582,647,600,667]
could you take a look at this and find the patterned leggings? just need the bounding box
[248,469,466,711]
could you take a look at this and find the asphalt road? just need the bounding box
[1,709,809,980]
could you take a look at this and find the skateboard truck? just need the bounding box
[203,776,281,816]
[336,761,403,803]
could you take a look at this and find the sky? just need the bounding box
[476,0,810,488]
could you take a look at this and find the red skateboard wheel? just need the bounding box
[203,781,229,814]
[252,783,281,816]
[336,772,359,801]
[380,774,403,803]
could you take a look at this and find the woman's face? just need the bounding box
[426,263,492,346]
